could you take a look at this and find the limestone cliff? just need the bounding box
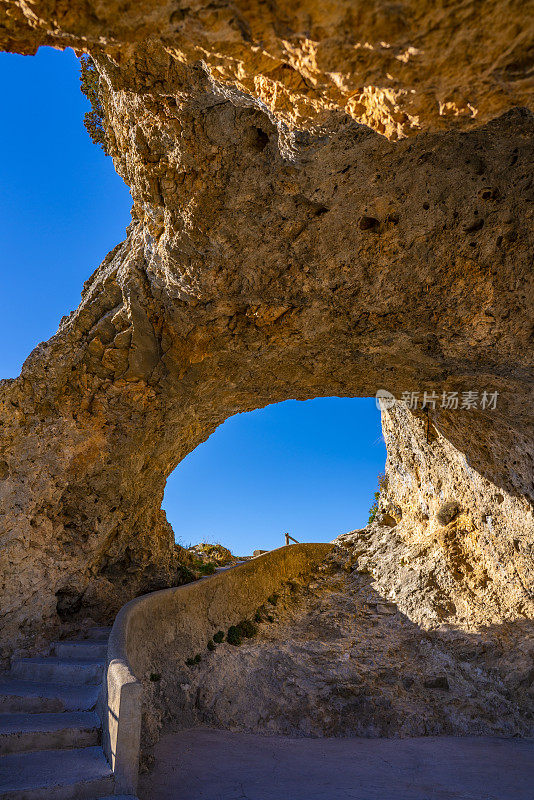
[0,1,532,660]
[378,402,534,626]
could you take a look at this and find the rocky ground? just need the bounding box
[172,527,534,740]
[186,543,246,570]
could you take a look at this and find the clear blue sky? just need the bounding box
[166,399,386,554]
[0,47,386,555]
[0,48,132,374]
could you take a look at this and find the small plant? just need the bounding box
[213,630,225,643]
[238,619,257,638]
[207,639,216,651]
[267,593,278,606]
[226,619,257,646]
[226,625,242,646]
[149,672,161,682]
[185,653,202,666]
[197,562,216,576]
[368,472,386,524]
[79,54,109,155]
[178,565,196,584]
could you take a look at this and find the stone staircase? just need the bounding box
[0,626,137,800]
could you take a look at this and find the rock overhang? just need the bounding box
[0,0,532,657]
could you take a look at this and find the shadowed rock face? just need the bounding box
[0,5,532,659]
[172,546,534,740]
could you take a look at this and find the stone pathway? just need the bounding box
[139,727,534,800]
[0,626,136,799]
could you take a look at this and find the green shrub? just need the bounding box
[188,557,217,576]
[177,565,196,584]
[197,562,216,576]
[267,593,278,606]
[207,639,216,651]
[185,653,202,666]
[149,672,161,682]
[226,619,257,646]
[213,630,225,643]
[238,619,257,638]
[79,54,109,155]
[226,625,241,646]
[368,472,386,524]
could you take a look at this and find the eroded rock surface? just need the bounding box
[0,2,532,664]
[378,402,534,625]
[1,0,533,138]
[174,540,534,739]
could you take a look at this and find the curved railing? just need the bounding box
[100,542,332,794]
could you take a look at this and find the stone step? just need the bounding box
[11,658,105,686]
[0,746,113,799]
[0,679,100,713]
[84,627,112,641]
[52,641,107,660]
[0,711,100,755]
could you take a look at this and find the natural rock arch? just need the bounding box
[0,4,532,659]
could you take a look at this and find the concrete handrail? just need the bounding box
[101,542,332,794]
